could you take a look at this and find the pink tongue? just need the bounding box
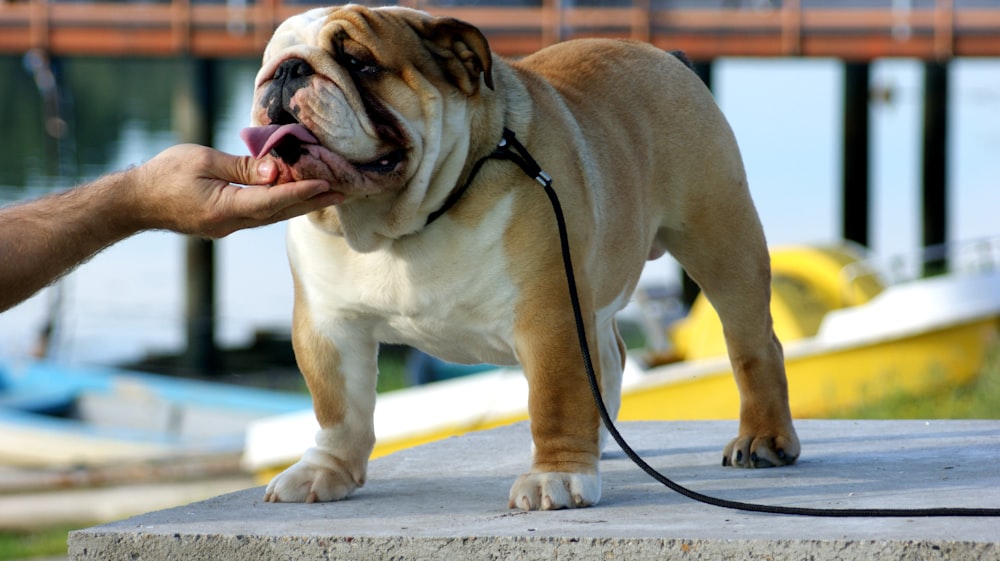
[240,124,320,159]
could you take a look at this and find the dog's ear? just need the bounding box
[416,16,494,95]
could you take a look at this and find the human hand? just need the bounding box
[130,144,343,238]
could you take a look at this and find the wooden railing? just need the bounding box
[2,0,1000,59]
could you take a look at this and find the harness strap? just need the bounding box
[424,128,551,226]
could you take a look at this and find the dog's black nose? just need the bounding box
[274,58,314,81]
[265,58,315,126]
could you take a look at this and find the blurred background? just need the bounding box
[1,1,999,558]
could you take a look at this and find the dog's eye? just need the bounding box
[344,55,380,76]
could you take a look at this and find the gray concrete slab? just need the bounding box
[69,420,1000,560]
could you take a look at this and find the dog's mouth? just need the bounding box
[240,123,405,175]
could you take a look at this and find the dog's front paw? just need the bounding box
[508,471,600,510]
[723,432,800,468]
[264,448,366,503]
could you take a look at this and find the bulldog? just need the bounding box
[241,4,800,510]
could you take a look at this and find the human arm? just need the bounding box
[0,144,341,313]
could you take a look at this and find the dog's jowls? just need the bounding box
[241,5,800,510]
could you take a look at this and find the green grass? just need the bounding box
[0,525,82,560]
[376,345,410,393]
[833,344,1000,419]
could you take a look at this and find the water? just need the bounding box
[0,56,293,364]
[1,54,998,366]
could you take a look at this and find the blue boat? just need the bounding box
[0,360,312,467]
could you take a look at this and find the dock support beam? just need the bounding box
[842,61,870,248]
[922,61,949,276]
[681,60,714,307]
[173,57,219,376]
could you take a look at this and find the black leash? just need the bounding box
[467,127,1000,517]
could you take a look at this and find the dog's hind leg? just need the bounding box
[659,178,800,469]
[596,317,627,451]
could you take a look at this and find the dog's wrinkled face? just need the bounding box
[241,6,493,205]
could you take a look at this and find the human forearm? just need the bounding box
[0,170,142,312]
[0,144,340,314]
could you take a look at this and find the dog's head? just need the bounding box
[241,5,495,248]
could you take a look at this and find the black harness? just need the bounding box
[424,128,551,226]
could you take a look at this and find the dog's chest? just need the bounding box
[288,201,520,365]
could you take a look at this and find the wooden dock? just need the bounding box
[3,0,1000,60]
[5,0,992,374]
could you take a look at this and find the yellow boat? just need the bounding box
[624,242,1000,420]
[243,241,1000,480]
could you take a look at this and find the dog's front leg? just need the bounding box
[508,301,607,510]
[264,295,377,503]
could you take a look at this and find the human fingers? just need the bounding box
[198,187,340,237]
[232,181,342,219]
[198,147,281,186]
[253,159,279,185]
[260,189,345,224]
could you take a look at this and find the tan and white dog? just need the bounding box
[241,4,800,510]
